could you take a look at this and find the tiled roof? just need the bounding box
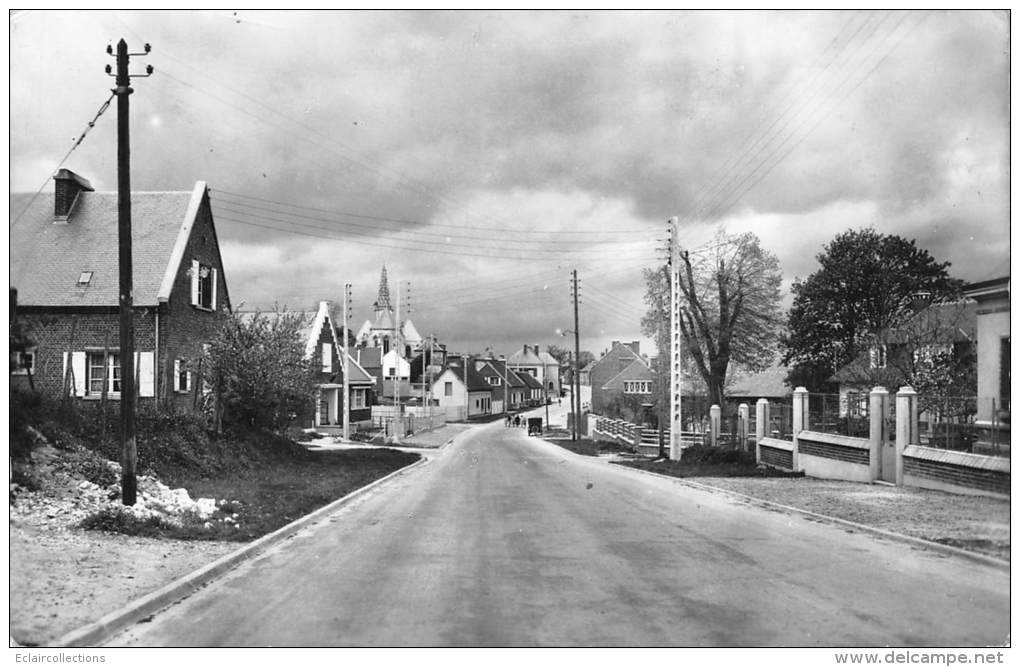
[356,347,383,369]
[602,359,656,390]
[519,372,543,390]
[11,187,204,307]
[446,361,491,392]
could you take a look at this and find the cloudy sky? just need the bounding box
[9,10,1010,358]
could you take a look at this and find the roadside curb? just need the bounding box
[54,455,431,648]
[611,463,1010,572]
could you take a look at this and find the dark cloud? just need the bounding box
[10,10,1009,357]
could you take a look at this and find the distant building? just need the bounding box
[355,265,422,358]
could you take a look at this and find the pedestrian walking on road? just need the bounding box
[514,415,521,428]
[505,414,511,428]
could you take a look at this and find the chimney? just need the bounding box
[54,169,94,220]
[533,344,539,356]
[629,341,641,355]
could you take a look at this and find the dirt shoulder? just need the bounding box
[10,522,237,647]
[671,476,1010,562]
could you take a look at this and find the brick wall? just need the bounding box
[903,448,1010,497]
[797,436,870,465]
[760,445,793,470]
[20,309,157,398]
[158,194,229,410]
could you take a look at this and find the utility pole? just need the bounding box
[107,39,152,506]
[342,283,351,442]
[668,216,683,461]
[571,270,582,442]
[393,277,401,443]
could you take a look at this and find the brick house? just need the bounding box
[589,341,646,414]
[10,170,230,410]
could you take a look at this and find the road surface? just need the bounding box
[109,409,1009,647]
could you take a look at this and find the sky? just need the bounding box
[8,10,1011,360]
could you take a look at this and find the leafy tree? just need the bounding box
[782,228,964,391]
[204,309,318,432]
[643,230,783,408]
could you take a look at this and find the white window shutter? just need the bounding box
[191,259,200,306]
[185,369,192,393]
[138,352,155,397]
[322,343,332,373]
[71,351,86,397]
[173,359,182,392]
[211,267,218,311]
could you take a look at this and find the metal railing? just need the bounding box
[917,395,1009,458]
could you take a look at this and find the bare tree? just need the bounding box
[645,231,783,409]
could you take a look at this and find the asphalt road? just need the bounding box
[109,411,1009,647]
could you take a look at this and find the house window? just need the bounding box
[869,345,887,369]
[445,382,453,397]
[190,260,218,311]
[173,359,192,393]
[388,367,396,377]
[77,271,93,286]
[487,376,501,386]
[322,343,333,373]
[12,347,35,375]
[87,351,120,395]
[352,388,366,409]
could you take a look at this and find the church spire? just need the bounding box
[374,265,392,313]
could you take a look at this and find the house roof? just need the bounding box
[831,301,978,386]
[591,341,646,374]
[507,345,544,366]
[444,360,491,392]
[356,347,382,369]
[727,364,792,399]
[11,184,215,307]
[602,359,656,390]
[519,372,543,390]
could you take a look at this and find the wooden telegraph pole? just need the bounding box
[107,39,153,505]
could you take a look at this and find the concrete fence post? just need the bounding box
[868,387,889,482]
[895,386,918,486]
[755,398,769,464]
[709,404,721,447]
[792,386,809,471]
[737,403,749,451]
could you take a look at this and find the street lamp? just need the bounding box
[556,327,582,441]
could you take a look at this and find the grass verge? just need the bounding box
[613,446,804,478]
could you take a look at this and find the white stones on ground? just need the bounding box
[12,448,239,532]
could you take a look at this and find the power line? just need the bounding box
[11,92,115,227]
[213,189,652,237]
[210,196,656,252]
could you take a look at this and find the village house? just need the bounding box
[298,301,375,431]
[507,344,561,397]
[10,170,230,411]
[963,275,1010,451]
[588,340,646,414]
[431,355,492,420]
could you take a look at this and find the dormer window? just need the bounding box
[77,271,93,286]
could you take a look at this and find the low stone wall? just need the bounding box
[796,430,872,483]
[902,445,1010,499]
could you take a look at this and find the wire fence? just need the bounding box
[917,395,1008,458]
